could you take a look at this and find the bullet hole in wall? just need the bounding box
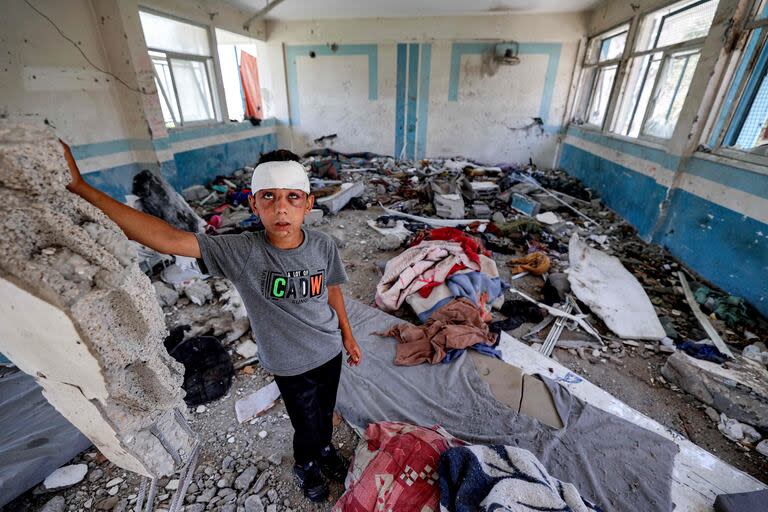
[309,51,316,58]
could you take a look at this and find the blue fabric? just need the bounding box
[678,340,729,364]
[418,271,507,323]
[443,343,502,364]
[438,445,603,512]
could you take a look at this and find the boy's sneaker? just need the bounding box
[319,445,349,482]
[293,461,329,502]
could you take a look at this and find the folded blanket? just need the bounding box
[439,444,602,512]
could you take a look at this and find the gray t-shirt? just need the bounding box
[195,228,348,376]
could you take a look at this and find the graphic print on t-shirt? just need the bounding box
[262,269,325,304]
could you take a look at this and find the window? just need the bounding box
[708,0,768,153]
[215,29,272,122]
[572,24,629,127]
[611,0,718,139]
[139,10,219,127]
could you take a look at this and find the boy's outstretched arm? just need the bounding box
[62,141,201,258]
[327,285,361,366]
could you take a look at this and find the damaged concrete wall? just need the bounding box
[559,0,768,316]
[266,13,586,166]
[0,121,194,477]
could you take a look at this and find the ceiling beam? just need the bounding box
[243,0,288,30]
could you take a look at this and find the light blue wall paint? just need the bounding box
[80,131,277,201]
[284,44,379,126]
[416,44,432,160]
[406,44,420,160]
[559,126,768,317]
[559,143,666,237]
[394,44,407,158]
[447,42,562,132]
[656,189,768,316]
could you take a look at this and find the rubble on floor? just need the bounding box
[8,145,767,510]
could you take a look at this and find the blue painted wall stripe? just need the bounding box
[447,42,562,132]
[416,44,432,160]
[394,43,408,159]
[284,44,378,126]
[567,126,768,200]
[70,119,277,160]
[406,44,420,160]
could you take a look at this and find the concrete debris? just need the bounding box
[678,271,734,359]
[316,182,365,214]
[661,351,768,429]
[184,280,213,306]
[182,185,210,202]
[244,495,265,512]
[234,466,258,490]
[568,234,665,340]
[471,202,492,219]
[235,381,281,423]
[43,464,88,490]
[434,193,465,219]
[381,205,489,228]
[718,413,762,444]
[742,343,768,366]
[132,169,206,233]
[39,496,66,512]
[756,440,768,457]
[0,121,194,478]
[161,257,205,289]
[535,211,561,225]
[153,281,179,308]
[304,208,324,226]
[235,339,259,359]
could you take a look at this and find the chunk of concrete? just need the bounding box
[567,234,665,340]
[315,182,364,214]
[183,280,213,306]
[0,121,194,478]
[235,381,281,423]
[304,208,324,226]
[661,351,768,430]
[434,193,464,219]
[153,281,179,308]
[133,170,206,233]
[43,464,87,490]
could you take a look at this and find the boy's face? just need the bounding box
[249,188,314,241]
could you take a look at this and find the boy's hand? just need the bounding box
[59,139,84,193]
[343,336,362,366]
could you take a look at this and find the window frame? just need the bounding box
[573,22,631,129]
[611,0,717,142]
[704,0,768,162]
[139,8,228,129]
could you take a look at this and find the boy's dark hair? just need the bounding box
[258,149,301,164]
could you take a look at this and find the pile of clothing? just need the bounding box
[375,228,509,365]
[376,228,507,322]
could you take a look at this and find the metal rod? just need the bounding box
[243,0,288,30]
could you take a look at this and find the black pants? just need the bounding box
[273,352,342,466]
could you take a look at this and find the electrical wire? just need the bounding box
[23,0,151,95]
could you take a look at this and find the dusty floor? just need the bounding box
[5,206,767,512]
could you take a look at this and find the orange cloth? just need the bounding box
[507,252,551,275]
[239,50,263,120]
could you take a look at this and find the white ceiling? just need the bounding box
[229,0,602,21]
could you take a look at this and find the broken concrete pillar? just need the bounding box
[661,351,768,430]
[0,121,194,477]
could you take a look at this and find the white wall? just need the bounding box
[267,13,587,165]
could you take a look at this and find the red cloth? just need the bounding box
[411,228,489,298]
[333,422,465,512]
[239,51,263,120]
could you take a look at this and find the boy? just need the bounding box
[62,144,362,502]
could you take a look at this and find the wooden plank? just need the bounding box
[677,271,734,358]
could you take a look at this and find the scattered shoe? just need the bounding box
[293,461,329,502]
[319,444,349,482]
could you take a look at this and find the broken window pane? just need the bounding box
[612,53,662,137]
[635,0,718,51]
[731,68,768,149]
[170,58,215,123]
[643,50,700,138]
[587,65,617,127]
[599,31,628,62]
[150,51,179,127]
[140,10,210,56]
